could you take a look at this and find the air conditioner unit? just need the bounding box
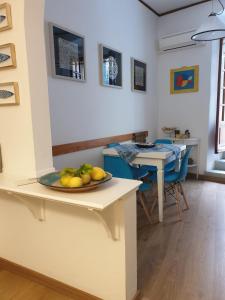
[159,30,205,53]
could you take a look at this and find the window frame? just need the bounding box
[215,38,225,153]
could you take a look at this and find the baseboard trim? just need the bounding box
[188,173,225,184]
[0,257,102,300]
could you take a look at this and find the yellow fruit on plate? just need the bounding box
[60,175,73,187]
[68,177,83,188]
[90,167,107,181]
[81,173,91,185]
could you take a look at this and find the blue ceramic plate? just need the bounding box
[38,171,112,193]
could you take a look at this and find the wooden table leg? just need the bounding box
[157,161,164,222]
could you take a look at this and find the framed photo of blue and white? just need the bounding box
[0,82,20,106]
[49,23,85,82]
[100,44,122,88]
[0,3,12,32]
[0,43,16,70]
[131,58,147,92]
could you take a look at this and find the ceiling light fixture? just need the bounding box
[191,0,225,41]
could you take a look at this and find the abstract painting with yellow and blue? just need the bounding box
[170,65,199,94]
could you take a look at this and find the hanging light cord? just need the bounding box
[212,0,224,15]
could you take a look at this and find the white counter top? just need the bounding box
[0,174,141,210]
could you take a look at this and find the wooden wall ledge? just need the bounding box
[52,131,148,156]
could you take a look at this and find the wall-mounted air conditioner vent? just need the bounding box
[159,30,205,53]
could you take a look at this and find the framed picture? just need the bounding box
[100,44,122,88]
[0,43,16,70]
[0,82,20,106]
[49,23,85,82]
[131,58,147,92]
[0,3,12,32]
[170,65,199,94]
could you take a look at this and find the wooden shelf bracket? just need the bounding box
[6,191,46,221]
[88,201,121,241]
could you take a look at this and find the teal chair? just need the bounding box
[154,138,172,144]
[139,138,175,174]
[164,146,192,220]
[106,143,152,179]
[150,147,192,221]
[104,154,154,223]
[107,143,120,148]
[154,139,176,172]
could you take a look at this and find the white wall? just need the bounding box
[0,0,53,178]
[24,0,54,177]
[0,0,36,177]
[44,0,158,169]
[157,3,222,174]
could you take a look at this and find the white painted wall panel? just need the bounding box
[157,2,222,174]
[44,0,158,169]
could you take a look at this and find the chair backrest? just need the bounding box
[104,155,134,179]
[178,146,192,181]
[154,139,172,144]
[107,143,120,148]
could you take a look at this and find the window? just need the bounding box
[216,39,225,153]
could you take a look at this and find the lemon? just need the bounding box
[60,175,73,187]
[68,177,83,188]
[59,168,77,177]
[81,173,91,185]
[90,167,107,181]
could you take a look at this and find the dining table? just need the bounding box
[102,143,186,222]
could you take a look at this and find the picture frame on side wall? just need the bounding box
[99,44,122,88]
[0,3,12,32]
[49,23,86,82]
[170,65,199,94]
[0,82,20,106]
[0,43,17,70]
[131,58,147,92]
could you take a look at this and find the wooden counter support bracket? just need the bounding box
[3,190,121,240]
[0,178,137,241]
[88,201,121,241]
[6,191,45,221]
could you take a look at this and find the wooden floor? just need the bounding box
[137,179,225,300]
[0,269,74,300]
[1,180,225,300]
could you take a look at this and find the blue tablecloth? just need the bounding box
[115,143,181,164]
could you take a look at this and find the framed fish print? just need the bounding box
[49,23,85,82]
[0,3,12,32]
[100,44,122,88]
[0,82,20,106]
[131,58,147,92]
[170,65,199,94]
[0,43,16,70]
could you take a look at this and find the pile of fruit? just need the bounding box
[59,164,107,188]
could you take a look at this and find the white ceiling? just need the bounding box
[142,0,210,14]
